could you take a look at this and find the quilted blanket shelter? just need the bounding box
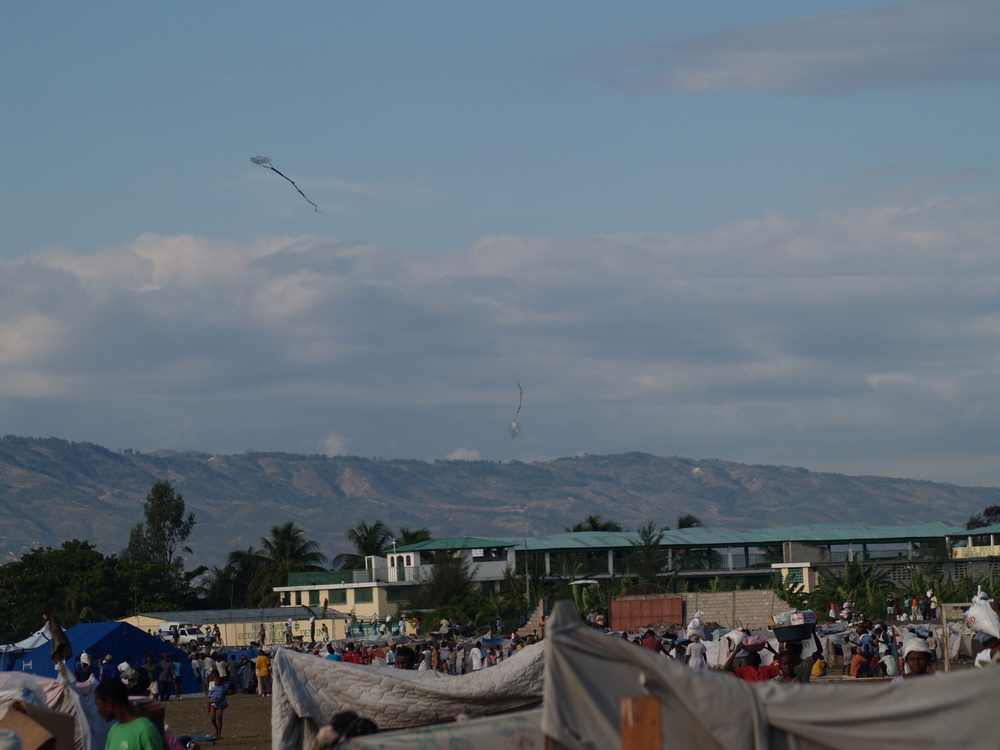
[271,644,544,749]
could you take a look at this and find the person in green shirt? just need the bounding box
[95,678,164,750]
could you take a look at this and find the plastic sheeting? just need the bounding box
[542,600,1000,750]
[343,710,543,750]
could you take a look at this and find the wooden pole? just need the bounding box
[621,696,662,750]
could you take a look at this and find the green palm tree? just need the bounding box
[676,514,703,529]
[628,521,667,583]
[201,546,266,608]
[249,522,327,605]
[671,514,715,569]
[332,520,395,570]
[566,514,624,532]
[397,526,432,547]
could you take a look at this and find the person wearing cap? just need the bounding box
[902,637,933,678]
[75,653,93,682]
[98,654,117,682]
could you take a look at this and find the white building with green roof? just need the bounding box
[273,521,994,621]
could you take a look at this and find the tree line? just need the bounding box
[6,480,996,643]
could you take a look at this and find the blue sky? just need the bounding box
[3,1,1000,486]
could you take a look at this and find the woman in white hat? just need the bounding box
[901,636,933,679]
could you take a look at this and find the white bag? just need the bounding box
[965,593,1000,639]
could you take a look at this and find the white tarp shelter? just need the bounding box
[0,630,50,670]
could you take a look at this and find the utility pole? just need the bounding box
[524,539,531,606]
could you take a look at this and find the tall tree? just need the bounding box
[628,521,667,584]
[250,522,327,606]
[666,514,715,569]
[332,520,395,570]
[124,480,195,567]
[675,514,703,529]
[967,506,1000,530]
[0,541,120,640]
[200,546,265,609]
[566,514,624,533]
[397,526,433,547]
[405,554,476,610]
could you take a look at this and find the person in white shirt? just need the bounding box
[201,653,216,691]
[470,642,484,671]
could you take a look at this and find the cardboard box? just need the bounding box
[0,701,75,750]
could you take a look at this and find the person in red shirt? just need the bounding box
[641,630,666,654]
[725,641,780,681]
[341,643,364,664]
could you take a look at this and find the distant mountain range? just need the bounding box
[1,436,995,568]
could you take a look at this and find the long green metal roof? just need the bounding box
[397,522,965,553]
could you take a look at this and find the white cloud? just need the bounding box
[321,432,351,457]
[446,448,482,461]
[4,186,1000,484]
[609,0,1000,94]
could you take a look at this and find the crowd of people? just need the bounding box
[81,597,1000,750]
[271,629,541,676]
[581,603,971,683]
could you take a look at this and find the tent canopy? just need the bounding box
[8,622,200,694]
[0,628,51,670]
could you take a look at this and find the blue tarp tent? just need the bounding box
[9,621,200,694]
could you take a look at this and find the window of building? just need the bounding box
[785,567,804,585]
[327,589,347,605]
[353,588,374,604]
[308,589,320,606]
[386,587,409,603]
[471,547,507,562]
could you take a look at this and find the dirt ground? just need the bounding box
[161,692,272,750]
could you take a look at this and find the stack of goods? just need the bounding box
[741,634,769,652]
[769,610,816,642]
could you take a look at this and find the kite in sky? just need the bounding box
[250,155,322,213]
[508,382,523,438]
